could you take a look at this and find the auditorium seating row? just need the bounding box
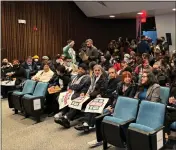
[7,80,176,149]
[102,96,165,150]
[98,87,176,150]
[8,80,48,123]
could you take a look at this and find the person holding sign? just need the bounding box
[55,65,107,128]
[54,63,91,127]
[87,71,138,148]
[75,67,120,133]
[45,65,71,117]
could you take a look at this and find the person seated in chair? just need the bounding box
[152,63,170,86]
[135,71,160,102]
[1,59,26,98]
[1,58,13,81]
[165,85,176,141]
[40,56,55,72]
[55,65,107,128]
[31,63,54,83]
[32,55,42,70]
[45,65,71,117]
[54,63,91,126]
[86,71,138,148]
[74,67,120,132]
[21,56,38,77]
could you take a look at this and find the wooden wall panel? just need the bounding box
[1,1,136,61]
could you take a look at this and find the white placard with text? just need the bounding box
[68,96,90,110]
[85,98,109,114]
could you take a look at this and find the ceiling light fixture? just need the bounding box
[172,8,176,11]
[109,15,115,18]
[137,12,143,15]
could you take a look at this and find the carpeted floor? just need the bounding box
[2,99,101,150]
[2,99,175,150]
[2,99,121,150]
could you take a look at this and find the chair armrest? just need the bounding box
[95,112,112,120]
[128,126,164,136]
[25,96,44,100]
[149,126,164,135]
[120,118,136,126]
[128,126,150,135]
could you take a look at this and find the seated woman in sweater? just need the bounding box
[87,71,137,148]
[56,65,107,128]
[135,71,160,102]
[31,63,54,83]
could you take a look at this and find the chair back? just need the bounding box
[22,80,36,94]
[160,86,170,105]
[113,96,139,121]
[33,82,48,97]
[136,101,165,130]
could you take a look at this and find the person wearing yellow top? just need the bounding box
[32,63,54,82]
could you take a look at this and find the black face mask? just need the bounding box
[2,62,7,66]
[153,69,158,75]
[13,64,19,69]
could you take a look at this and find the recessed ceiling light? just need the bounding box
[137,12,143,15]
[172,8,176,11]
[109,15,115,18]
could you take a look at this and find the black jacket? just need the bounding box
[1,64,12,80]
[137,40,151,54]
[21,62,38,76]
[113,81,138,107]
[11,66,26,85]
[69,74,91,94]
[89,74,108,99]
[49,73,71,92]
[102,77,121,105]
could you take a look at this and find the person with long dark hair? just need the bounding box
[135,71,160,102]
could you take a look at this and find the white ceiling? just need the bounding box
[75,2,176,19]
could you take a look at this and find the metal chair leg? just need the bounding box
[103,140,108,150]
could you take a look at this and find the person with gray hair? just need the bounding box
[55,64,107,128]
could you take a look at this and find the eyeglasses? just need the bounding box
[95,70,101,71]
[141,76,148,78]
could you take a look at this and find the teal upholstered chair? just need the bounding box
[11,80,36,113]
[160,86,170,105]
[127,101,166,150]
[102,96,139,149]
[22,82,48,123]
